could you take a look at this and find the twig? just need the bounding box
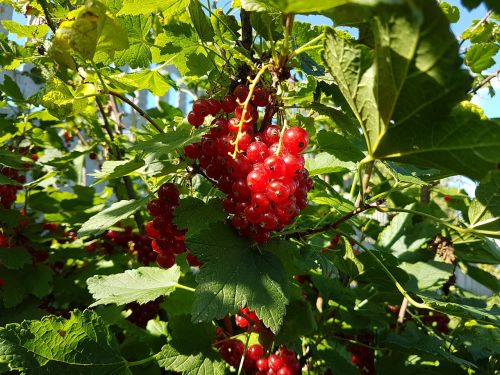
[108,90,163,133]
[95,97,144,228]
[283,203,378,239]
[469,68,500,95]
[397,297,409,325]
[240,9,252,52]
[355,161,374,208]
[459,10,493,47]
[38,0,58,33]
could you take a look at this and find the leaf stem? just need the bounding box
[175,283,196,292]
[288,33,324,59]
[126,355,156,367]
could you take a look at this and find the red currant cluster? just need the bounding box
[184,85,313,243]
[346,335,375,375]
[0,167,24,209]
[105,227,156,265]
[125,298,162,328]
[145,183,201,268]
[218,340,300,374]
[421,310,450,334]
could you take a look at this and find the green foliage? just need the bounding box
[0,0,499,373]
[0,310,129,374]
[87,266,181,306]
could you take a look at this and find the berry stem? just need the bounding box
[236,332,251,375]
[231,63,272,159]
[275,115,289,156]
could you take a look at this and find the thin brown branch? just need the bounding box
[38,0,58,33]
[108,90,163,133]
[240,9,252,52]
[469,68,500,95]
[95,97,144,228]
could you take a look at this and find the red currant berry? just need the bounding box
[247,141,269,163]
[282,127,309,154]
[247,168,270,192]
[233,84,250,103]
[147,199,164,216]
[268,354,283,370]
[252,230,271,243]
[158,183,180,206]
[251,192,271,214]
[188,111,204,127]
[263,125,281,145]
[247,344,265,361]
[186,253,202,267]
[192,99,211,117]
[221,95,237,113]
[277,367,292,375]
[282,154,305,177]
[145,221,161,239]
[264,155,286,179]
[256,358,269,371]
[206,99,221,115]
[156,252,176,268]
[252,86,269,107]
[184,143,201,159]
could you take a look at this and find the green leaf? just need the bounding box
[117,0,188,16]
[188,0,215,42]
[0,247,32,270]
[275,299,317,345]
[173,198,226,235]
[1,20,50,38]
[107,15,152,68]
[332,237,364,278]
[87,266,181,306]
[0,75,24,101]
[78,197,148,238]
[305,151,356,176]
[152,23,214,76]
[373,103,500,180]
[0,310,130,374]
[156,315,224,374]
[439,2,460,23]
[241,0,381,13]
[108,69,172,96]
[401,261,453,291]
[316,130,365,162]
[419,295,500,326]
[468,171,500,238]
[135,124,206,157]
[91,159,145,185]
[465,43,500,73]
[187,223,289,333]
[455,323,500,360]
[0,174,21,186]
[386,322,475,367]
[455,239,500,264]
[323,1,471,157]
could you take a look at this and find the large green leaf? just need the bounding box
[156,315,224,375]
[87,266,180,306]
[465,43,499,73]
[108,69,172,96]
[323,0,472,164]
[187,223,289,333]
[90,159,145,185]
[241,0,402,13]
[373,103,500,180]
[78,197,148,237]
[0,310,130,374]
[1,20,50,39]
[117,0,188,16]
[468,171,500,238]
[173,198,226,235]
[0,247,32,270]
[188,0,215,42]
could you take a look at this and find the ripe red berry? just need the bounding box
[282,153,305,177]
[278,367,292,375]
[247,142,269,163]
[247,168,270,192]
[193,99,211,117]
[247,344,265,361]
[263,125,280,145]
[266,180,290,204]
[233,84,250,103]
[184,143,201,159]
[206,99,222,115]
[256,358,269,371]
[268,354,283,371]
[221,95,237,113]
[264,155,286,179]
[158,183,180,206]
[188,111,204,127]
[156,251,176,268]
[252,86,269,107]
[282,127,309,154]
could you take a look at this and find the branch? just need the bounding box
[355,160,374,208]
[283,203,378,239]
[108,91,163,133]
[240,9,252,52]
[469,68,500,95]
[38,0,58,33]
[95,97,144,229]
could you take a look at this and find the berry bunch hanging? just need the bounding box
[184,83,313,243]
[105,226,157,265]
[0,167,24,209]
[144,182,200,268]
